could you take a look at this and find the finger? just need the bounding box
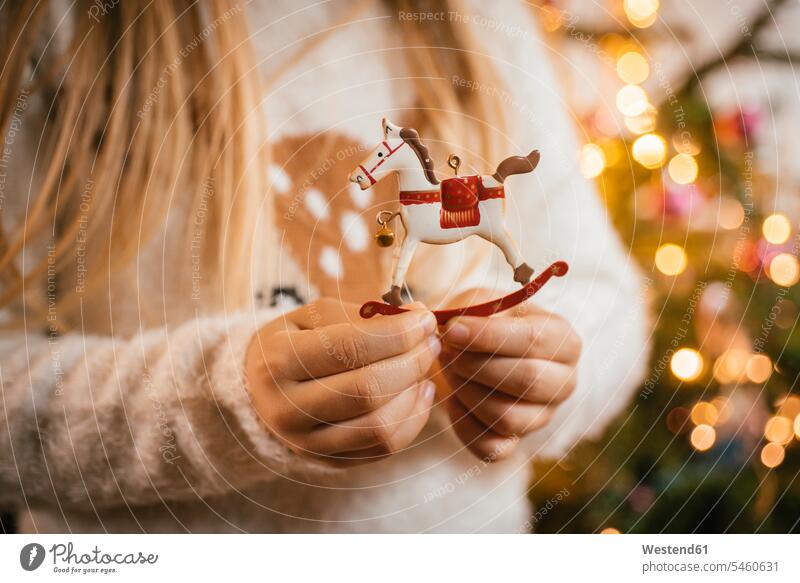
[446,397,518,462]
[441,349,576,404]
[276,309,438,380]
[452,380,553,437]
[337,391,435,464]
[303,380,434,455]
[441,314,581,363]
[287,298,362,329]
[286,334,442,424]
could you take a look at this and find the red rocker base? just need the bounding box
[360,261,569,325]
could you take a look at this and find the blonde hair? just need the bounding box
[0,0,508,328]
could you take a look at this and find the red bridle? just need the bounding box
[358,140,405,185]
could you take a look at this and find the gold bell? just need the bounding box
[374,211,397,248]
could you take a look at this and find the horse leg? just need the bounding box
[383,237,419,305]
[480,228,533,285]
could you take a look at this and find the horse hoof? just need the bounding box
[382,286,403,306]
[514,263,534,285]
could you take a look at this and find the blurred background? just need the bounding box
[528,0,800,533]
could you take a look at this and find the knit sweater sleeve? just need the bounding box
[0,311,335,511]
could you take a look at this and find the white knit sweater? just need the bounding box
[0,0,650,533]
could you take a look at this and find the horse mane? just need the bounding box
[399,127,439,185]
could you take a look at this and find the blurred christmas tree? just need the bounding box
[530,0,800,533]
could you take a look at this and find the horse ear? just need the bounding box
[382,117,400,138]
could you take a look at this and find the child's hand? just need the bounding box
[245,299,441,466]
[439,302,581,461]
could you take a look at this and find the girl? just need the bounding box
[0,0,649,533]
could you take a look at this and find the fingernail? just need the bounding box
[427,334,442,357]
[420,311,437,335]
[444,320,469,343]
[423,381,436,402]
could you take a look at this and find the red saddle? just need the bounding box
[440,175,481,228]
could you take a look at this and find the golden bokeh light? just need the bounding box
[655,243,688,276]
[671,348,703,381]
[616,84,650,117]
[624,0,659,28]
[769,253,800,287]
[666,407,690,433]
[745,354,772,383]
[762,213,792,245]
[580,143,607,179]
[616,51,650,84]
[632,133,667,169]
[690,424,716,451]
[667,153,699,184]
[690,402,718,426]
[540,5,562,32]
[601,139,625,166]
[600,527,621,534]
[764,416,794,445]
[778,395,800,418]
[718,198,745,230]
[624,106,658,135]
[760,442,785,468]
[795,414,800,440]
[712,397,733,424]
[673,134,701,156]
[713,349,749,384]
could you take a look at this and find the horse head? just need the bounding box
[348,118,439,190]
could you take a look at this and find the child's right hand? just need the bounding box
[245,298,441,466]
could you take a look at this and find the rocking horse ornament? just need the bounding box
[349,118,569,324]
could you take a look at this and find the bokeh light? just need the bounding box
[768,253,800,287]
[713,349,749,384]
[666,407,690,433]
[580,143,607,178]
[764,416,794,445]
[795,414,800,440]
[540,5,562,32]
[671,348,703,381]
[655,243,688,275]
[745,354,772,383]
[718,198,745,230]
[632,133,667,168]
[712,397,733,424]
[762,213,792,244]
[672,134,701,156]
[600,527,621,534]
[624,0,659,28]
[778,395,800,418]
[616,84,649,117]
[667,153,699,184]
[760,442,785,468]
[616,51,650,84]
[690,401,718,425]
[690,424,716,451]
[624,106,658,135]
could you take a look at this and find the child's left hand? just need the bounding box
[439,302,582,461]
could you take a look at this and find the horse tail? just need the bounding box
[492,150,540,183]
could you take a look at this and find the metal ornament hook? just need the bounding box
[448,154,461,176]
[376,210,397,227]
